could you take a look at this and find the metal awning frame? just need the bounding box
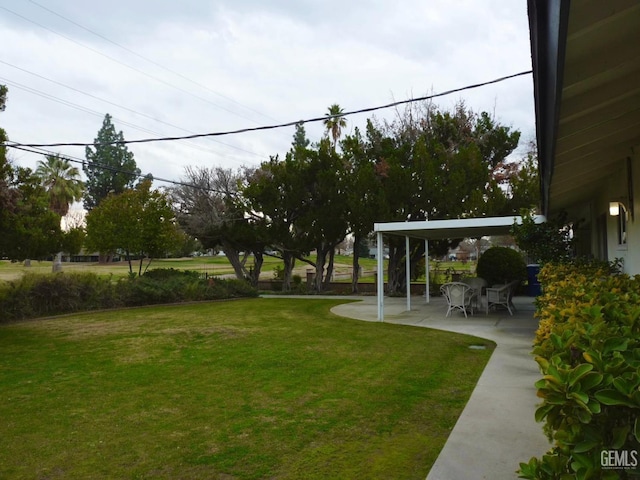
[374,215,546,320]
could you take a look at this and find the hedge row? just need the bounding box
[519,261,640,479]
[0,269,258,322]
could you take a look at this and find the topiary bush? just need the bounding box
[476,246,526,286]
[518,262,640,479]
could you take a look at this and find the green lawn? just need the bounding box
[0,256,284,282]
[0,299,494,479]
[0,255,467,285]
[0,255,367,283]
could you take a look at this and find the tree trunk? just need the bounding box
[314,247,327,293]
[223,242,247,280]
[125,250,133,275]
[351,234,361,293]
[386,241,406,295]
[322,248,335,290]
[249,251,264,287]
[281,252,295,291]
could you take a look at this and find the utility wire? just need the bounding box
[26,0,279,123]
[7,143,222,193]
[0,5,267,125]
[10,70,533,148]
[0,61,264,158]
[0,77,264,161]
[0,77,230,159]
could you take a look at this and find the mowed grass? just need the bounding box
[0,298,494,479]
[0,256,363,282]
[0,257,279,282]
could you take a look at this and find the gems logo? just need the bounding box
[601,450,639,470]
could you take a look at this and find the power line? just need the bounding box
[6,142,221,193]
[9,70,533,148]
[26,0,279,124]
[0,61,265,158]
[0,76,228,158]
[0,4,268,125]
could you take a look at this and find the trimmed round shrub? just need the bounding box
[476,247,526,286]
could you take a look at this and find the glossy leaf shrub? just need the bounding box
[519,262,640,479]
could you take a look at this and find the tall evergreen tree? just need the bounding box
[83,113,140,210]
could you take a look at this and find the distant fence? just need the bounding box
[256,280,428,295]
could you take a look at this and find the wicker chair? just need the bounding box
[462,277,488,311]
[485,280,520,315]
[440,282,477,318]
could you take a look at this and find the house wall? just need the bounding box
[599,153,640,275]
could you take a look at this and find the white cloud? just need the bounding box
[0,0,535,188]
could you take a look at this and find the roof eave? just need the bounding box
[527,0,571,216]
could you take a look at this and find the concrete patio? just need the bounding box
[330,294,552,480]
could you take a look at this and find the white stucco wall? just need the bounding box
[602,154,640,275]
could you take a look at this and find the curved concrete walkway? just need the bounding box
[329,295,551,480]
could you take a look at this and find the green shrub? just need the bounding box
[117,274,258,306]
[116,276,181,306]
[0,270,257,322]
[0,272,118,322]
[476,247,526,286]
[518,263,640,479]
[203,278,259,299]
[142,268,201,281]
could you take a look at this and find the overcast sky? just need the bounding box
[1,0,535,192]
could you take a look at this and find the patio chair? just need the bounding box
[440,282,476,318]
[485,280,520,315]
[462,277,488,311]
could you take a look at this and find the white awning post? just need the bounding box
[377,231,384,321]
[425,239,430,303]
[406,236,411,312]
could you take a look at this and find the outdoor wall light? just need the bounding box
[609,201,628,217]
[610,202,621,216]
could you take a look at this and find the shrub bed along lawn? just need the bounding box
[0,298,494,479]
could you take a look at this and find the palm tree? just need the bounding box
[35,154,84,272]
[323,103,347,149]
[35,154,84,216]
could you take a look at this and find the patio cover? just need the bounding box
[373,215,546,320]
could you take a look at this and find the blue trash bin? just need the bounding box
[527,264,541,296]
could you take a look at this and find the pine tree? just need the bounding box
[83,113,140,210]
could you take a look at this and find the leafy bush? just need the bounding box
[142,268,201,281]
[0,272,118,322]
[0,269,258,322]
[518,262,640,479]
[511,210,575,264]
[476,246,526,286]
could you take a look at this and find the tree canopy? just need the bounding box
[85,179,180,275]
[357,102,534,293]
[35,154,84,216]
[0,86,66,262]
[83,113,140,211]
[170,102,539,294]
[323,103,347,148]
[172,166,268,286]
[0,166,64,261]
